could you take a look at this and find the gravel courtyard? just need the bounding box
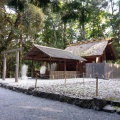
[0,77,120,101]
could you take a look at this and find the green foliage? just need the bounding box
[21,3,45,38]
[0,0,45,77]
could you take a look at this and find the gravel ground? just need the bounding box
[0,87,120,120]
[0,78,120,101]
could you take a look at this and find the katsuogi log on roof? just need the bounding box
[23,44,86,62]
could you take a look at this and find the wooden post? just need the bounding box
[49,58,51,79]
[2,53,7,80]
[83,72,84,83]
[64,61,66,84]
[83,72,85,96]
[35,73,38,88]
[76,61,78,78]
[96,73,98,96]
[15,51,19,82]
[31,59,34,78]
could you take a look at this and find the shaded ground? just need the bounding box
[0,87,120,120]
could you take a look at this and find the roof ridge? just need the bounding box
[34,44,70,52]
[67,38,113,47]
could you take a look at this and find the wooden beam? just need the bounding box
[24,57,79,63]
[1,47,24,54]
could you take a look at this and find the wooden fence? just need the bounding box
[86,63,120,79]
[50,71,77,79]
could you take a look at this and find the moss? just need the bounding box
[106,97,117,101]
[113,106,120,109]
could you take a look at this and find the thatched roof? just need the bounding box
[65,38,118,60]
[24,44,86,61]
[66,40,108,57]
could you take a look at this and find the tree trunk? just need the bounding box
[53,24,57,47]
[110,0,120,45]
[63,23,67,49]
[19,33,23,77]
[81,23,85,40]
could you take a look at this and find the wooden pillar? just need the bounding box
[50,59,51,71]
[76,61,79,77]
[79,61,81,76]
[64,61,66,84]
[15,51,19,82]
[49,58,52,79]
[31,59,34,78]
[2,53,7,80]
[96,73,98,96]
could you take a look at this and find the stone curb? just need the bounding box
[116,108,120,114]
[0,83,120,114]
[103,105,116,113]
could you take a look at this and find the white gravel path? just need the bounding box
[0,77,120,101]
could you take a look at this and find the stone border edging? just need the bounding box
[0,83,120,114]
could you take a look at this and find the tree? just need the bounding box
[0,0,45,77]
[108,0,120,42]
[61,0,109,40]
